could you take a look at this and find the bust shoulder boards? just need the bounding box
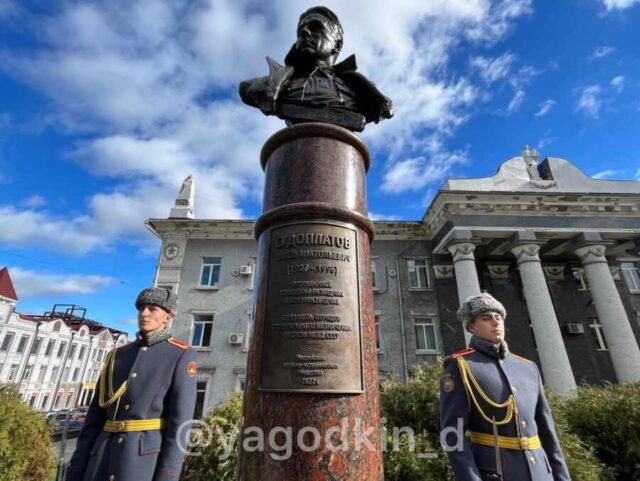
[512,353,536,364]
[167,338,190,350]
[450,347,475,359]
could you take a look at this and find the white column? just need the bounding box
[575,244,640,383]
[511,244,576,395]
[448,242,481,345]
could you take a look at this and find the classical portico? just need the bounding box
[426,151,640,392]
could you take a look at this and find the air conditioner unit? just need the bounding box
[228,333,244,345]
[565,323,584,335]
[240,265,252,275]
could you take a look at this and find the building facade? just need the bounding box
[146,151,640,414]
[0,268,129,410]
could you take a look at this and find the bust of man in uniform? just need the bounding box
[239,6,393,132]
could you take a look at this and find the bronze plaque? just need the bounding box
[260,221,363,393]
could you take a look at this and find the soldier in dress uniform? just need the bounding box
[67,287,197,481]
[439,293,571,481]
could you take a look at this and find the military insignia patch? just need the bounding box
[188,361,197,377]
[442,373,455,393]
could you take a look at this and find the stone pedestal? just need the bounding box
[511,244,576,395]
[447,242,481,345]
[237,124,383,480]
[575,245,640,383]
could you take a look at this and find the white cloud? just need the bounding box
[1,0,532,251]
[592,169,622,179]
[119,318,139,326]
[469,52,515,83]
[535,99,555,117]
[9,266,115,298]
[600,0,640,10]
[592,46,616,58]
[610,75,625,92]
[537,135,555,149]
[576,85,602,118]
[636,168,640,179]
[369,212,402,221]
[506,90,525,115]
[23,195,45,208]
[380,147,468,194]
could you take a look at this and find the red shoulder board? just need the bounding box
[167,338,190,349]
[451,348,475,359]
[512,353,535,364]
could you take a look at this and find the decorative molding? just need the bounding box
[542,265,566,280]
[447,242,476,263]
[511,244,541,265]
[529,179,557,189]
[575,245,608,266]
[164,243,180,260]
[432,264,454,279]
[486,264,511,279]
[609,265,621,280]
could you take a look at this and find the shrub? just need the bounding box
[180,392,243,481]
[380,360,608,481]
[0,384,54,481]
[561,383,640,480]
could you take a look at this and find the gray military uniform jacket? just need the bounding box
[440,336,571,481]
[67,330,197,481]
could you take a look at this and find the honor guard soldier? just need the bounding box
[67,287,197,481]
[440,293,571,481]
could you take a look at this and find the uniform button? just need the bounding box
[124,404,130,411]
[141,346,148,351]
[529,456,536,464]
[511,386,517,393]
[521,420,527,428]
[117,437,124,444]
[131,372,138,378]
[109,475,115,481]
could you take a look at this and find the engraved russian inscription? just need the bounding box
[260,222,363,393]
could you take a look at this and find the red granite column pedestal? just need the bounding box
[237,123,383,480]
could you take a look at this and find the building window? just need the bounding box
[68,343,77,360]
[199,257,222,288]
[235,375,246,392]
[78,346,86,361]
[194,380,208,418]
[589,318,608,351]
[1,332,15,351]
[45,340,56,356]
[572,268,589,291]
[63,367,70,382]
[22,364,33,382]
[30,336,43,355]
[49,366,59,383]
[374,312,382,352]
[371,260,378,291]
[41,394,49,410]
[407,259,429,289]
[191,314,214,348]
[621,262,640,293]
[7,363,20,382]
[72,367,80,382]
[16,335,29,354]
[414,317,439,353]
[37,365,47,382]
[57,342,67,358]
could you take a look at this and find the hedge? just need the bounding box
[0,384,54,481]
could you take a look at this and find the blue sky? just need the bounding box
[1,0,639,337]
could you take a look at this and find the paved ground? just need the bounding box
[52,435,78,463]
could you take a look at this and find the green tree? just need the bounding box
[181,392,242,481]
[0,385,54,481]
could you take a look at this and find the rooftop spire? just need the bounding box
[169,175,195,219]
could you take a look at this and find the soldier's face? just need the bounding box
[295,14,340,64]
[469,311,505,343]
[138,305,173,334]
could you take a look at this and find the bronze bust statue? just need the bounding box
[239,6,393,132]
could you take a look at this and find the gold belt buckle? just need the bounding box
[118,421,126,432]
[519,437,529,450]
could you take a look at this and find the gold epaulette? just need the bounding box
[512,353,536,364]
[167,337,190,349]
